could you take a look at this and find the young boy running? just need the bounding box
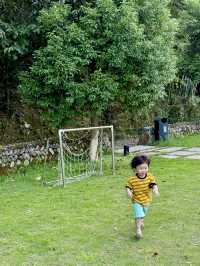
[126,155,160,239]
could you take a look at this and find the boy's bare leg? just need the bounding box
[135,218,142,239]
[141,218,144,230]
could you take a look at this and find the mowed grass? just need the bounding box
[156,133,200,147]
[0,153,200,266]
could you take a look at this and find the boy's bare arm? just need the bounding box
[126,188,133,199]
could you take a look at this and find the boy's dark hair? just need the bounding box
[131,155,151,169]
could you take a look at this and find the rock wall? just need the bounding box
[0,139,58,170]
[169,122,200,135]
[1,122,200,172]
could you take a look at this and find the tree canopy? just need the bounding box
[178,0,200,82]
[19,0,177,128]
[1,0,200,130]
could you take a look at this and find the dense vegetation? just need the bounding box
[1,0,200,141]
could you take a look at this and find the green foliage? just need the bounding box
[177,0,200,82]
[156,0,200,124]
[38,3,71,33]
[127,0,177,110]
[0,0,57,60]
[1,0,200,133]
[0,0,55,113]
[19,0,177,128]
[153,76,200,122]
[0,19,36,112]
[0,21,36,60]
[0,1,58,115]
[169,0,186,17]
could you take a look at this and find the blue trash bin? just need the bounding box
[154,117,168,141]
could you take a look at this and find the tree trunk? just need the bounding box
[89,129,99,161]
[89,116,99,161]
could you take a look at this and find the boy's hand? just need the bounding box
[154,190,160,197]
[152,185,160,197]
[126,188,133,199]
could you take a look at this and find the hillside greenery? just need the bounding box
[0,0,200,142]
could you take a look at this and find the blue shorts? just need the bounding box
[132,202,149,219]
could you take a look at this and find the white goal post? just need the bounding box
[58,125,115,186]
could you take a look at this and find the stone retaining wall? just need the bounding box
[0,139,59,170]
[169,122,200,135]
[0,121,200,172]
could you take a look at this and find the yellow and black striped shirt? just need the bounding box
[126,173,156,205]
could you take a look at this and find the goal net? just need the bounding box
[58,125,115,186]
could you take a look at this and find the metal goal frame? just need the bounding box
[58,125,115,186]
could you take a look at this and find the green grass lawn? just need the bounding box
[155,133,200,147]
[0,154,200,266]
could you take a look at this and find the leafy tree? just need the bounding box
[178,0,200,82]
[0,19,36,112]
[19,2,120,127]
[0,0,57,113]
[124,0,177,113]
[169,0,186,17]
[19,0,177,129]
[0,0,118,114]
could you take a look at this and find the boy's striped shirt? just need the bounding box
[126,173,156,205]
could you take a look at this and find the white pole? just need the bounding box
[59,130,65,186]
[111,126,115,175]
[100,128,103,175]
[60,125,113,133]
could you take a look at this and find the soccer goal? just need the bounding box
[58,125,115,186]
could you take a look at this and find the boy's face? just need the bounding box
[136,163,149,178]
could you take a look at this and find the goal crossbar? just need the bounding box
[59,125,114,133]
